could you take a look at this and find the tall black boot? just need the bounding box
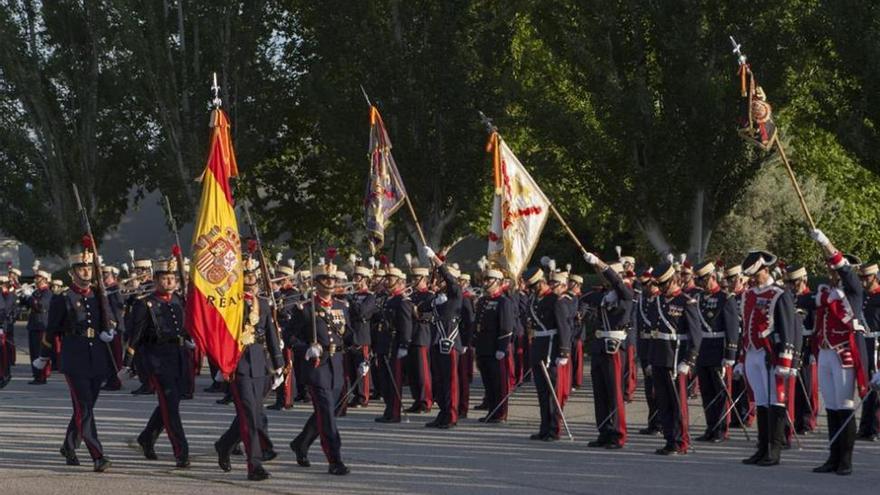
[743,406,768,464]
[836,409,856,476]
[813,409,840,473]
[757,405,786,466]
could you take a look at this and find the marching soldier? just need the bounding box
[738,250,796,467]
[345,265,376,408]
[784,265,819,435]
[424,248,464,429]
[457,272,476,418]
[858,262,880,441]
[269,264,298,411]
[102,266,126,391]
[636,269,663,435]
[692,261,739,443]
[32,244,117,472]
[375,267,412,423]
[807,230,869,475]
[289,259,351,475]
[122,258,191,468]
[214,258,284,481]
[128,258,156,396]
[474,267,514,423]
[648,261,702,455]
[582,253,633,449]
[23,269,54,385]
[408,265,434,413]
[522,266,572,441]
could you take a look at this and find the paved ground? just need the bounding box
[0,324,878,494]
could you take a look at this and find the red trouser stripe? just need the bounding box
[677,373,690,451]
[149,375,182,458]
[361,346,371,403]
[64,376,100,459]
[612,352,627,445]
[229,380,254,472]
[309,385,332,460]
[420,347,433,407]
[449,350,459,424]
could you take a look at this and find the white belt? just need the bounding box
[701,331,725,339]
[650,331,688,342]
[533,329,558,337]
[595,330,626,340]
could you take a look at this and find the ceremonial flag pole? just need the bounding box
[361,87,427,252]
[184,72,245,378]
[730,37,816,230]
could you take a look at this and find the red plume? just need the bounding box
[247,239,258,254]
[437,254,446,262]
[682,260,692,269]
[171,244,182,257]
[716,258,725,268]
[81,235,94,250]
[379,255,388,266]
[326,247,337,260]
[778,259,787,270]
[5,261,11,268]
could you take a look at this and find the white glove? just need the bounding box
[495,350,505,360]
[396,348,408,359]
[184,339,196,350]
[99,330,116,343]
[809,228,830,247]
[422,246,436,260]
[788,367,799,377]
[32,356,49,370]
[871,371,880,391]
[733,362,744,379]
[279,338,285,350]
[433,293,448,306]
[461,347,468,354]
[719,366,726,380]
[358,362,370,376]
[0,329,4,336]
[305,344,322,360]
[676,361,691,376]
[271,369,284,390]
[214,370,228,382]
[116,366,134,381]
[773,365,790,377]
[583,252,598,265]
[555,357,569,367]
[22,286,34,298]
[644,365,652,377]
[722,359,735,369]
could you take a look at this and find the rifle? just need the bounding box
[163,195,188,302]
[72,184,120,373]
[242,203,285,362]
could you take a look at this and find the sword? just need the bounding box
[483,368,533,422]
[538,360,574,441]
[716,369,752,442]
[668,369,692,452]
[335,372,365,412]
[712,387,748,433]
[827,389,875,449]
[796,372,816,419]
[596,405,618,433]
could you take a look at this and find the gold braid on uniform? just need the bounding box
[240,298,260,346]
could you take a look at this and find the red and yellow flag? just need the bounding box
[185,108,244,376]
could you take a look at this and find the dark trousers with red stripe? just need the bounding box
[457,348,473,417]
[346,345,371,406]
[274,348,295,408]
[477,353,505,420]
[0,332,12,380]
[655,367,690,451]
[591,351,627,446]
[217,375,269,474]
[103,334,124,389]
[514,335,529,383]
[139,373,188,460]
[641,361,663,431]
[408,345,432,409]
[430,347,460,425]
[859,338,879,437]
[531,356,567,438]
[796,359,819,433]
[294,357,344,464]
[696,365,729,439]
[63,374,105,460]
[571,339,584,389]
[379,353,403,421]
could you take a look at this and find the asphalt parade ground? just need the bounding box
[1,324,877,494]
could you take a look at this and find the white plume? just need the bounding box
[665,253,674,264]
[404,253,413,268]
[128,249,135,261]
[318,257,325,266]
[368,256,376,268]
[565,263,572,273]
[348,253,358,266]
[275,252,283,263]
[121,262,130,274]
[615,245,622,258]
[287,259,296,269]
[679,253,687,263]
[477,257,488,271]
[32,259,40,271]
[548,259,556,272]
[540,256,551,267]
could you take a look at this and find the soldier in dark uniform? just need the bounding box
[345,266,376,408]
[567,274,586,391]
[269,264,299,411]
[784,265,819,435]
[0,275,19,386]
[423,247,464,429]
[121,258,191,468]
[32,247,116,472]
[858,263,880,441]
[407,266,434,413]
[474,268,514,423]
[512,278,531,387]
[292,269,312,404]
[101,266,126,391]
[636,269,663,435]
[725,265,755,427]
[289,259,351,475]
[375,267,412,423]
[692,261,740,443]
[648,262,702,455]
[369,267,387,402]
[621,256,640,401]
[522,266,572,441]
[581,255,632,449]
[214,258,284,481]
[457,272,476,419]
[23,270,54,385]
[127,259,156,396]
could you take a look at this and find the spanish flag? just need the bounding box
[185,108,244,377]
